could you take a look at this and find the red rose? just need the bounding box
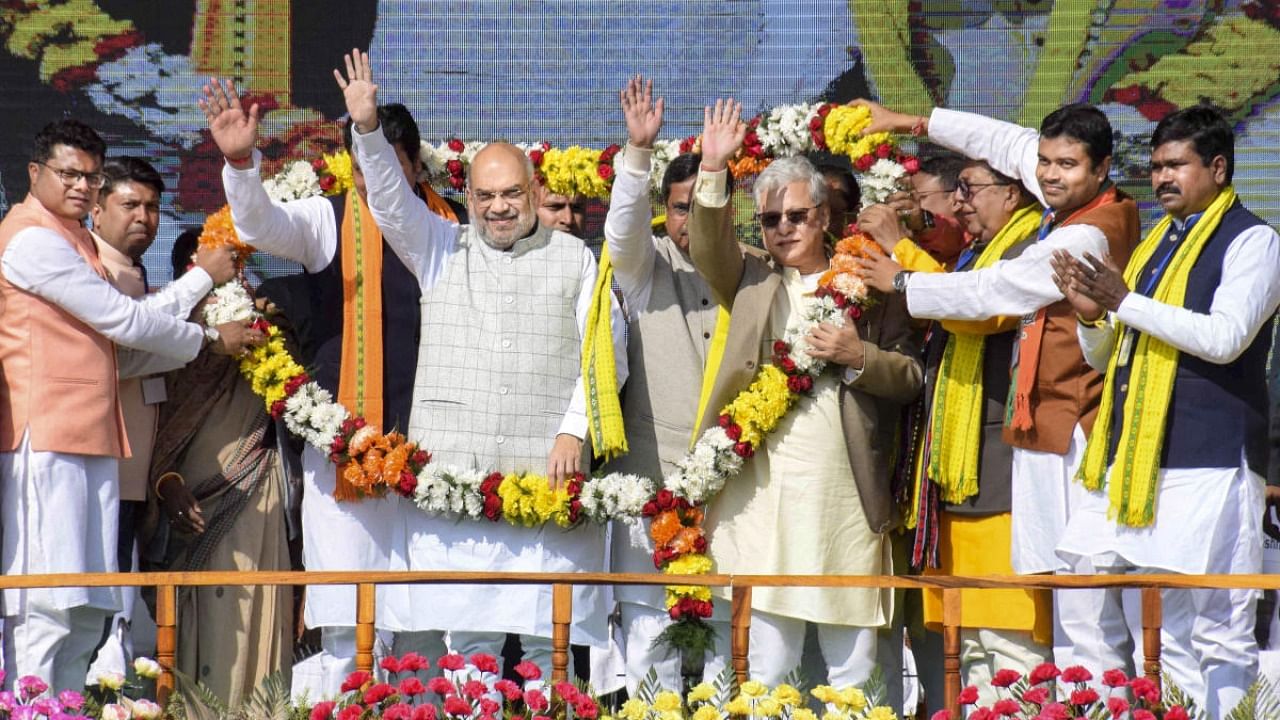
[641,500,659,517]
[469,653,500,674]
[598,164,615,181]
[413,706,438,720]
[1106,697,1129,718]
[528,150,545,166]
[448,138,466,152]
[817,103,833,118]
[772,340,788,355]
[312,158,328,171]
[656,489,675,507]
[693,535,708,553]
[384,704,415,720]
[340,670,371,693]
[331,437,347,452]
[875,143,892,159]
[1028,662,1060,685]
[1101,669,1128,688]
[957,686,978,705]
[446,159,463,175]
[732,441,754,458]
[779,356,796,373]
[1128,677,1159,705]
[787,375,814,393]
[513,660,542,681]
[319,175,337,192]
[810,129,826,149]
[397,677,427,697]
[600,144,621,162]
[427,677,455,695]
[337,707,363,720]
[808,116,823,131]
[398,471,419,496]
[991,699,1019,717]
[270,399,287,419]
[1060,666,1092,684]
[718,414,732,428]
[854,154,875,172]
[724,423,742,441]
[902,156,921,174]
[1165,707,1189,720]
[523,689,549,712]
[310,701,337,720]
[1069,688,1099,706]
[363,682,396,705]
[449,176,465,190]
[991,669,1021,688]
[353,417,367,429]
[463,679,488,699]
[443,697,473,716]
[494,679,522,701]
[411,450,431,466]
[438,653,466,671]
[1021,686,1049,705]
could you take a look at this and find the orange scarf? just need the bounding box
[1007,186,1121,432]
[332,184,458,500]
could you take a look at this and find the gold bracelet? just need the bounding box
[1076,312,1107,328]
[154,472,184,501]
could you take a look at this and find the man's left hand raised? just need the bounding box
[334,48,380,134]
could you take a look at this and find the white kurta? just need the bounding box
[707,269,889,628]
[352,128,626,645]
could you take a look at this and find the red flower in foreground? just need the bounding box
[443,697,473,716]
[462,679,487,699]
[340,671,371,693]
[1036,704,1070,720]
[1106,697,1129,718]
[448,138,466,153]
[427,676,454,695]
[1129,676,1159,705]
[1132,710,1156,720]
[524,689,549,712]
[1101,668,1128,688]
[1165,707,1189,720]
[513,660,542,681]
[1069,688,1099,706]
[494,679,522,701]
[991,699,1019,717]
[732,441,755,458]
[413,706,438,720]
[967,709,993,720]
[853,154,875,172]
[310,701,336,720]
[470,653,500,673]
[1021,686,1049,705]
[363,682,396,705]
[1059,665,1092,684]
[337,707,363,720]
[956,686,978,705]
[929,712,952,720]
[384,704,414,720]
[381,656,402,674]
[1028,662,1061,685]
[399,677,427,697]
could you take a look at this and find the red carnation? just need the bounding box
[437,653,466,671]
[1101,669,1128,688]
[448,138,465,153]
[478,699,500,715]
[1106,697,1129,718]
[957,686,978,705]
[399,677,427,697]
[381,657,403,675]
[319,175,337,192]
[1128,677,1159,705]
[398,470,418,496]
[310,701,337,720]
[399,651,429,672]
[991,699,1019,717]
[363,682,396,705]
[494,679,522,701]
[1133,711,1156,720]
[552,682,579,703]
[724,423,742,441]
[1069,688,1099,706]
[854,154,875,172]
[1036,705,1070,720]
[383,704,415,720]
[1022,686,1049,705]
[443,697,473,716]
[1165,707,1189,720]
[528,150,545,166]
[337,707,363,720]
[513,660,542,681]
[1060,666,1092,684]
[598,164,615,181]
[967,709,993,720]
[574,697,599,719]
[524,689,549,712]
[427,676,455,695]
[470,653,499,673]
[991,669,1021,688]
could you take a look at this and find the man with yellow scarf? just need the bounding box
[1051,104,1280,717]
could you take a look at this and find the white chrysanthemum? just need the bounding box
[833,273,870,304]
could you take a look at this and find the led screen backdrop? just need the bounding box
[1,1,1278,282]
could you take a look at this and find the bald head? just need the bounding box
[467,142,538,249]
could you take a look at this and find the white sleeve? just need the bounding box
[906,223,1106,320]
[557,245,630,440]
[1077,317,1119,371]
[136,267,213,318]
[351,127,459,290]
[2,229,203,359]
[1115,225,1280,364]
[927,108,1046,206]
[603,146,658,318]
[222,151,337,273]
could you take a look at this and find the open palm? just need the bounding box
[199,77,259,160]
[334,48,379,133]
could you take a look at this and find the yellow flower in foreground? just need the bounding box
[810,686,839,705]
[771,684,802,707]
[821,711,849,720]
[687,683,717,705]
[659,711,684,720]
[838,688,866,712]
[620,699,650,720]
[739,680,768,698]
[692,706,721,720]
[724,697,751,716]
[864,708,897,720]
[653,692,683,713]
[755,698,782,717]
[665,553,713,575]
[792,710,819,720]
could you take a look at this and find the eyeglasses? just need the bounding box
[36,162,106,189]
[472,186,527,206]
[955,178,1010,201]
[757,206,816,230]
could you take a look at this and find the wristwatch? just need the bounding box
[202,325,221,348]
[892,270,912,294]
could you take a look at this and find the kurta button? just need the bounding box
[503,295,514,304]
[701,298,709,306]
[504,256,513,264]
[501,339,512,349]
[496,435,506,444]
[1120,383,1128,393]
[746,360,755,368]
[499,386,509,395]
[703,332,711,339]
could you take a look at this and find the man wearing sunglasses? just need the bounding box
[0,120,256,691]
[685,98,922,692]
[851,98,1140,675]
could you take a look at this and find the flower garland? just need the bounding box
[262,150,354,202]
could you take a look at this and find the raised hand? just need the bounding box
[199,77,259,161]
[620,75,664,149]
[848,98,921,136]
[857,204,909,252]
[700,98,746,172]
[1049,249,1105,321]
[333,48,379,134]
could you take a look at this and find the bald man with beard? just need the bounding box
[338,50,627,677]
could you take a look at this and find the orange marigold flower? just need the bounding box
[198,206,255,265]
[650,509,683,547]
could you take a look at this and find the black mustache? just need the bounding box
[485,212,518,221]
[1156,184,1180,196]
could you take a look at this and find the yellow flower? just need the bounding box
[755,698,782,717]
[771,684,802,707]
[691,706,721,720]
[721,365,796,446]
[810,686,839,706]
[323,150,355,194]
[687,683,717,705]
[739,681,768,699]
[619,699,650,720]
[837,688,866,712]
[653,692,683,713]
[791,710,818,720]
[863,708,896,720]
[724,698,751,716]
[659,712,684,720]
[821,711,848,720]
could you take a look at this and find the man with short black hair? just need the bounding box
[0,121,253,691]
[537,189,588,238]
[1052,104,1280,716]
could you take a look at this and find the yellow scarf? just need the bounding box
[1077,186,1236,527]
[582,245,628,460]
[926,204,1043,505]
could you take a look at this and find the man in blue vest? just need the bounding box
[1052,104,1280,717]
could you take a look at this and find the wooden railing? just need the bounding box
[3,571,1276,716]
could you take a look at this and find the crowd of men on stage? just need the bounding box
[0,48,1277,717]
